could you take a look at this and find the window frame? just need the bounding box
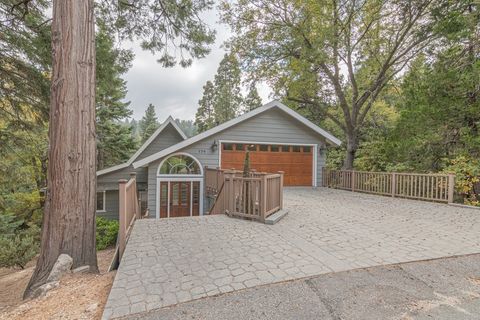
[96,191,106,213]
[157,152,204,177]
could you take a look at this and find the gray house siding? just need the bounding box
[146,108,327,216]
[97,122,185,219]
[96,190,120,220]
[136,124,185,161]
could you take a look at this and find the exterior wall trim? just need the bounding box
[96,116,187,176]
[96,190,106,213]
[133,100,341,169]
[156,152,204,177]
[155,152,205,218]
[218,139,318,187]
[155,177,204,218]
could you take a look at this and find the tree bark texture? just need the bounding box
[24,0,98,298]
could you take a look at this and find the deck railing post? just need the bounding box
[129,172,140,219]
[351,170,355,192]
[278,171,284,210]
[260,173,267,221]
[391,173,396,198]
[448,174,455,203]
[225,171,235,214]
[118,178,128,260]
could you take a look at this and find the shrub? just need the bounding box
[0,214,40,269]
[96,217,119,250]
[443,155,480,206]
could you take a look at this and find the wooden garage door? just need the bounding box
[221,143,313,186]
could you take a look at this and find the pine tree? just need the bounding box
[244,83,263,112]
[140,104,160,143]
[213,53,243,124]
[175,119,197,137]
[96,27,137,169]
[195,81,216,132]
[194,53,244,132]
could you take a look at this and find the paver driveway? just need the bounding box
[103,188,480,319]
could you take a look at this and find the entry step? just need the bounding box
[265,209,289,225]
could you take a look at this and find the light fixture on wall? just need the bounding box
[211,139,218,152]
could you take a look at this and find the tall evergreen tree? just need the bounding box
[195,81,216,132]
[213,53,243,124]
[195,53,244,132]
[139,104,160,143]
[244,82,263,111]
[96,27,137,169]
[175,119,197,137]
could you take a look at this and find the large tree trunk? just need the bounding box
[24,0,98,298]
[344,132,358,170]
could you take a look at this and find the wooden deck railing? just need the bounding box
[322,169,455,203]
[205,167,284,222]
[118,172,141,260]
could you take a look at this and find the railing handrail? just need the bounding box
[118,172,142,261]
[323,168,455,203]
[205,166,284,222]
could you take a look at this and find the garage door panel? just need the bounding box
[221,143,313,186]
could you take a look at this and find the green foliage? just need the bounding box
[244,83,263,111]
[97,0,215,67]
[442,156,480,206]
[139,104,160,143]
[0,213,40,269]
[175,119,197,137]
[96,27,137,170]
[195,81,216,132]
[195,53,244,132]
[96,217,119,251]
[221,0,466,168]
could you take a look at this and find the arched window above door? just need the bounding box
[158,153,202,175]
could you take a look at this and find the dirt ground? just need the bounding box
[0,249,116,320]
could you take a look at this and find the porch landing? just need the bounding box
[103,188,480,319]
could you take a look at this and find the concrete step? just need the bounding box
[265,209,289,225]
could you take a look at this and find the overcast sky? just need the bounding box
[122,8,272,122]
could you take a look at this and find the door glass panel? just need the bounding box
[281,145,290,152]
[181,183,188,205]
[172,183,179,205]
[259,144,268,151]
[292,146,301,152]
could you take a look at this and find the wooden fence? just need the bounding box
[118,172,141,260]
[322,169,455,203]
[205,167,284,222]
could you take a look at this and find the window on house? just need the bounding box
[292,146,301,152]
[96,191,105,212]
[270,145,279,152]
[159,154,201,175]
[259,144,269,151]
[303,146,311,153]
[235,144,244,151]
[222,143,233,151]
[281,145,290,152]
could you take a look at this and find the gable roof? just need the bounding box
[96,116,187,176]
[133,100,341,168]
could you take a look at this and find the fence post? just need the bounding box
[118,179,128,260]
[225,171,234,214]
[391,173,396,198]
[278,171,284,210]
[260,173,267,221]
[351,170,355,192]
[129,172,140,219]
[448,174,455,203]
